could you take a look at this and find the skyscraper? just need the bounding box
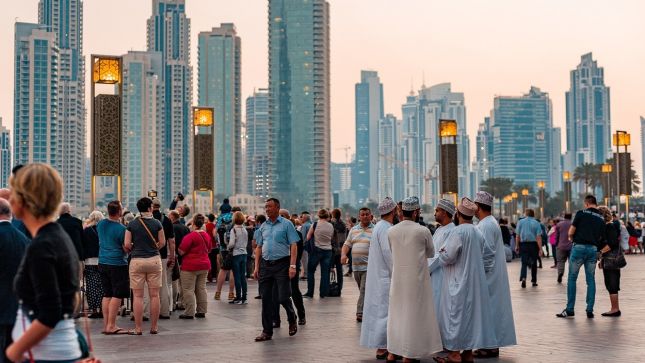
[147,0,192,205]
[39,0,86,209]
[246,88,270,198]
[14,22,58,168]
[354,70,384,204]
[198,24,241,197]
[0,120,10,188]
[491,87,555,193]
[400,83,470,206]
[377,114,403,201]
[565,52,611,171]
[121,51,165,211]
[268,0,331,211]
[474,116,494,185]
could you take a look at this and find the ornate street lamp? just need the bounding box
[192,106,215,213]
[563,171,571,213]
[613,131,631,221]
[521,188,529,215]
[90,55,123,210]
[601,164,612,207]
[537,181,545,220]
[511,192,519,221]
[439,119,458,205]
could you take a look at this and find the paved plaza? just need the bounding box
[91,255,645,362]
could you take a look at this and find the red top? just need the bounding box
[205,222,215,237]
[179,230,212,271]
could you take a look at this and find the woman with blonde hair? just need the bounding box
[6,163,83,362]
[83,210,105,319]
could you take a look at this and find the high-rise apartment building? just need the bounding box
[565,52,611,170]
[121,51,165,211]
[147,0,192,205]
[377,114,403,201]
[198,24,241,197]
[245,89,270,198]
[354,70,384,204]
[475,116,494,185]
[39,0,86,209]
[0,120,10,188]
[400,83,470,205]
[268,0,330,211]
[491,87,556,193]
[14,22,59,168]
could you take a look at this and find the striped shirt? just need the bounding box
[344,223,374,272]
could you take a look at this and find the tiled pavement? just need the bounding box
[90,255,645,362]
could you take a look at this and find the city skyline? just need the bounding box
[1,1,643,184]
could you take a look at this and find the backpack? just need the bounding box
[216,212,235,247]
[331,220,348,256]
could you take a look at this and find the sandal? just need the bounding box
[433,356,460,363]
[150,329,158,335]
[228,292,235,301]
[127,329,143,336]
[214,291,221,300]
[376,350,389,360]
[103,328,128,335]
[472,349,498,359]
[254,332,272,342]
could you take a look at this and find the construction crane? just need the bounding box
[336,146,352,165]
[379,153,437,205]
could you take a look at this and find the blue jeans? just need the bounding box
[306,247,332,297]
[566,244,597,313]
[232,254,248,300]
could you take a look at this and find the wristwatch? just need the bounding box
[289,264,297,269]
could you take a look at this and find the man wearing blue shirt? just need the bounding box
[515,209,543,288]
[253,198,300,342]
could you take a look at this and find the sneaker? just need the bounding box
[229,299,240,304]
[587,311,594,319]
[556,309,574,318]
[521,280,526,288]
[236,299,247,305]
[557,274,563,284]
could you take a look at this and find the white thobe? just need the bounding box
[387,221,443,358]
[477,216,517,348]
[428,223,498,351]
[360,220,393,349]
[430,223,456,313]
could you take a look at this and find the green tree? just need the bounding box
[480,177,514,216]
[573,163,601,194]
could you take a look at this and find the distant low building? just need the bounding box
[228,194,266,217]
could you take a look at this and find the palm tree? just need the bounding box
[480,177,514,216]
[573,163,601,194]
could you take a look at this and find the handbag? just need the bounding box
[603,246,627,270]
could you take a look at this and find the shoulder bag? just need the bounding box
[603,246,627,270]
[138,218,161,250]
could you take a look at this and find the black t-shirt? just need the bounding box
[572,208,606,249]
[153,211,175,259]
[127,217,163,258]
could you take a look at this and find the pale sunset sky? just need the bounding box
[1,1,643,177]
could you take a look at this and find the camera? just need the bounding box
[177,192,185,201]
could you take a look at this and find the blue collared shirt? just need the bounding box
[516,216,542,243]
[256,216,300,261]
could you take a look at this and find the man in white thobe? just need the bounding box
[429,197,497,363]
[474,191,517,358]
[387,196,443,361]
[360,197,397,359]
[430,199,456,313]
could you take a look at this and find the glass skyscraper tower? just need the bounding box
[268,0,331,210]
[39,0,86,209]
[147,0,193,205]
[246,89,270,198]
[354,70,384,205]
[198,23,241,197]
[121,51,165,211]
[565,52,611,169]
[0,120,10,188]
[14,22,59,169]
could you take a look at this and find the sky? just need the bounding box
[1,0,644,177]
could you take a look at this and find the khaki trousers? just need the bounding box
[180,270,208,316]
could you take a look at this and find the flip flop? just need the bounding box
[104,328,128,335]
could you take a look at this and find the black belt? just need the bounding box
[262,256,290,265]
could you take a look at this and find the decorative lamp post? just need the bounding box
[193,107,215,213]
[537,181,545,220]
[521,188,529,214]
[439,119,459,205]
[90,55,123,210]
[563,171,572,213]
[613,131,631,221]
[601,164,612,207]
[511,192,519,221]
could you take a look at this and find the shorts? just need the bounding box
[98,264,130,299]
[129,256,163,289]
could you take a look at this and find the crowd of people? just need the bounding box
[0,162,633,362]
